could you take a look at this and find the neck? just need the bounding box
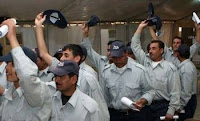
[14,81,20,89]
[62,87,76,96]
[179,57,186,62]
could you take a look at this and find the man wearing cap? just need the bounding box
[49,60,101,121]
[131,21,181,121]
[35,12,109,121]
[100,40,155,121]
[176,44,197,121]
[149,22,200,67]
[33,48,54,82]
[0,19,52,121]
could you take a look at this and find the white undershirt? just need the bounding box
[116,65,126,74]
[151,61,161,68]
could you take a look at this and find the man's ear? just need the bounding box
[160,48,164,55]
[71,75,78,85]
[74,55,81,64]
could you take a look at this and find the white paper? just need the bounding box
[121,97,140,111]
[192,12,200,24]
[160,115,179,120]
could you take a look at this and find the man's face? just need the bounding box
[6,62,18,82]
[149,43,163,61]
[173,38,182,51]
[112,52,127,68]
[55,74,76,93]
[60,49,80,64]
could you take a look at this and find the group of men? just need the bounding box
[0,12,198,121]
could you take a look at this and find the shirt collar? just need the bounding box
[110,57,132,72]
[38,67,49,76]
[147,59,165,69]
[0,62,7,74]
[5,86,23,101]
[178,59,190,69]
[54,89,79,108]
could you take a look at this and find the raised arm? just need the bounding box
[2,19,51,108]
[148,26,158,40]
[81,24,106,72]
[190,23,200,58]
[131,21,149,65]
[35,12,53,66]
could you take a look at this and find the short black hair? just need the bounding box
[62,44,84,65]
[151,40,165,49]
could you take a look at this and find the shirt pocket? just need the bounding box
[125,83,140,99]
[106,82,116,97]
[154,76,167,91]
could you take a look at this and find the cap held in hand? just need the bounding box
[43,9,68,28]
[86,15,100,27]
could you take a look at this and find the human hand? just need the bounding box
[82,23,89,38]
[35,12,46,27]
[164,113,173,121]
[138,20,148,29]
[1,19,16,41]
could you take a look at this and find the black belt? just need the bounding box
[152,99,169,105]
[108,108,134,115]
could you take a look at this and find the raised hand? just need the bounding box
[35,12,46,27]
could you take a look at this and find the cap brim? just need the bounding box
[0,53,13,62]
[49,66,68,76]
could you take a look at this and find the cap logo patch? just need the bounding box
[50,12,60,23]
[113,45,119,50]
[58,62,64,67]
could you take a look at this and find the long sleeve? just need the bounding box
[131,33,148,65]
[11,47,51,108]
[81,37,108,73]
[167,68,181,115]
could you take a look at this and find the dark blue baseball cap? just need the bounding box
[49,60,79,76]
[43,9,68,29]
[110,41,126,57]
[0,46,37,63]
[86,15,100,27]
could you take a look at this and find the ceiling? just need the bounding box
[0,0,200,23]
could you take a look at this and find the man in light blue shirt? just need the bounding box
[101,41,155,121]
[49,60,101,121]
[0,19,52,121]
[176,44,197,121]
[131,21,181,121]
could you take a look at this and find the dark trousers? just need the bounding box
[178,94,197,121]
[108,107,150,121]
[147,99,169,121]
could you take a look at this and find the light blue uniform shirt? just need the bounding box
[102,58,155,110]
[50,89,100,121]
[0,47,52,121]
[38,66,54,82]
[51,57,109,121]
[131,33,181,115]
[177,59,197,110]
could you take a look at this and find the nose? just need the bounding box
[55,76,61,82]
